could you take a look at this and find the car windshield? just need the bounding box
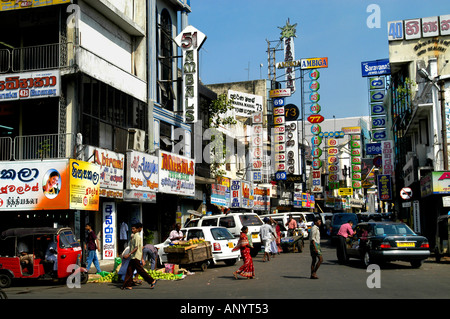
[239,215,263,226]
[373,224,416,236]
[211,228,235,240]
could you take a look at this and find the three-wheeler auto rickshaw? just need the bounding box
[0,227,88,288]
[435,214,450,262]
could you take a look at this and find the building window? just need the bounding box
[157,9,174,111]
[81,75,148,152]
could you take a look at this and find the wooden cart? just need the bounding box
[280,236,304,253]
[164,242,213,271]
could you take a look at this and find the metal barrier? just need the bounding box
[0,49,10,73]
[0,136,12,161]
[13,133,75,161]
[0,43,71,73]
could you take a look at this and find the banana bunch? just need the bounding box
[137,269,181,281]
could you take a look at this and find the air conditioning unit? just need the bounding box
[127,128,146,152]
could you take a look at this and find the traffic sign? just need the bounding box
[400,187,412,200]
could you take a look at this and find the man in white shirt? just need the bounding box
[309,217,322,279]
[260,217,275,262]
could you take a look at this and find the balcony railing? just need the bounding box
[1,42,72,74]
[0,133,76,161]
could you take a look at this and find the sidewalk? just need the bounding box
[86,259,116,274]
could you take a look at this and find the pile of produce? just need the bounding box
[170,238,205,249]
[89,269,183,283]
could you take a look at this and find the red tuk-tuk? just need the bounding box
[0,227,88,288]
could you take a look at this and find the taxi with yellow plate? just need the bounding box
[346,222,430,268]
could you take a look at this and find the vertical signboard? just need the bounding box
[252,111,263,181]
[307,68,325,193]
[350,135,362,189]
[271,90,290,174]
[103,202,116,260]
[381,140,395,176]
[175,25,207,124]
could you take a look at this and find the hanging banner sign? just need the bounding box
[175,25,207,124]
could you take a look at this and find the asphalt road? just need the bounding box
[2,239,450,315]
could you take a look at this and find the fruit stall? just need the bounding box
[164,239,213,271]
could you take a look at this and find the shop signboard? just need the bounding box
[102,202,116,260]
[361,59,391,77]
[211,183,228,206]
[228,90,263,118]
[85,146,124,199]
[0,70,60,101]
[377,174,392,201]
[126,150,159,193]
[158,150,195,197]
[69,159,100,211]
[253,185,270,211]
[123,190,156,203]
[429,171,450,195]
[0,159,70,211]
[0,0,71,11]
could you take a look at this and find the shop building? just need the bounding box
[386,15,450,244]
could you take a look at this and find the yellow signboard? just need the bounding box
[69,159,100,211]
[339,188,353,196]
[0,0,71,12]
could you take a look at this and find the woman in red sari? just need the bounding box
[232,226,255,279]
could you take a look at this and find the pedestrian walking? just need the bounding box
[269,217,279,257]
[336,220,355,264]
[310,217,322,279]
[85,223,101,274]
[260,217,276,262]
[121,223,157,290]
[232,226,255,279]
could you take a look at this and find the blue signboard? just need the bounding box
[366,142,381,155]
[361,59,391,77]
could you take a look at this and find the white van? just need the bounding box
[259,212,309,239]
[185,212,263,257]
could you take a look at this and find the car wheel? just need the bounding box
[363,251,373,267]
[224,259,237,266]
[410,260,423,268]
[0,274,12,289]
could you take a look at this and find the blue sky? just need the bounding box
[187,0,449,119]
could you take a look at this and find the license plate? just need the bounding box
[397,242,415,247]
[252,234,258,239]
[228,242,234,248]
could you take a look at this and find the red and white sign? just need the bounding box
[400,187,412,200]
[0,70,61,101]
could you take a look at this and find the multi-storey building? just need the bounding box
[0,0,212,260]
[386,15,450,244]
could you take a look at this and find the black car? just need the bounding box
[345,222,430,268]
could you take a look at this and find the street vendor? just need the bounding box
[285,215,298,237]
[169,223,184,242]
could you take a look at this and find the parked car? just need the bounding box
[185,212,263,256]
[330,213,358,241]
[345,222,430,268]
[155,226,240,267]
